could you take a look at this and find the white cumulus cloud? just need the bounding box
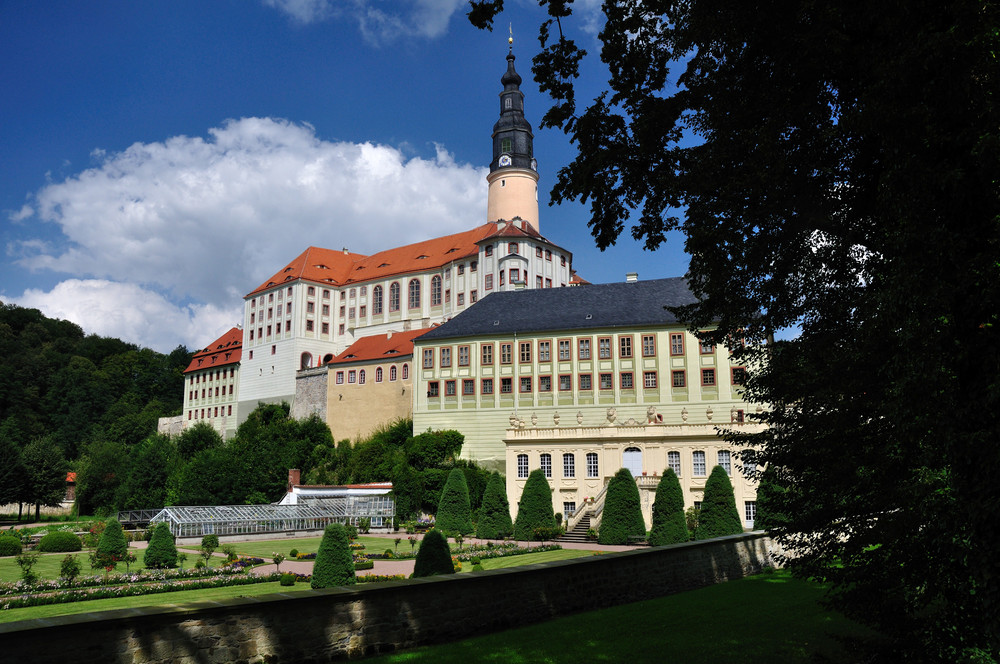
[11,280,241,354]
[262,0,465,43]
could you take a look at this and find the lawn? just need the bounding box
[230,535,403,559]
[355,569,878,664]
[464,549,594,571]
[0,547,225,583]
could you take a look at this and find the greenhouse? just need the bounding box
[148,496,395,538]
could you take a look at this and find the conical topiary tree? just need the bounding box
[648,468,689,545]
[598,468,647,544]
[695,465,745,540]
[96,519,129,562]
[513,469,556,541]
[143,522,178,569]
[311,523,356,588]
[436,467,473,535]
[412,529,455,577]
[475,472,513,539]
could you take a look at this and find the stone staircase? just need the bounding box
[558,512,594,543]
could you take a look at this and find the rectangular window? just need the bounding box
[598,337,612,359]
[578,338,591,360]
[485,274,493,290]
[304,321,312,332]
[731,367,747,386]
[321,304,330,316]
[445,380,456,396]
[545,249,552,261]
[458,264,465,275]
[643,371,657,388]
[339,305,345,317]
[693,451,706,476]
[348,370,356,383]
[440,347,452,368]
[500,271,504,286]
[545,278,552,288]
[620,372,634,389]
[563,453,575,478]
[519,341,532,363]
[642,334,656,357]
[579,374,592,390]
[510,268,519,283]
[745,501,757,524]
[423,349,434,369]
[559,374,572,391]
[536,276,543,289]
[471,261,478,272]
[700,338,715,354]
[702,368,716,386]
[462,379,475,396]
[485,245,493,257]
[672,370,686,388]
[540,453,552,478]
[619,336,633,358]
[500,377,513,393]
[471,289,478,302]
[536,247,543,258]
[599,373,614,390]
[670,333,685,355]
[500,343,512,364]
[519,376,532,393]
[481,344,494,365]
[586,452,599,478]
[359,305,366,317]
[322,323,330,334]
[539,375,552,392]
[457,293,464,306]
[458,345,470,366]
[427,381,439,397]
[538,340,551,362]
[558,339,571,360]
[517,454,529,478]
[709,450,730,478]
[668,451,681,476]
[481,378,494,394]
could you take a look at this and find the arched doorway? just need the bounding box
[622,447,643,477]
[300,352,313,370]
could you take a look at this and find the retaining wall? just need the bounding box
[0,532,779,663]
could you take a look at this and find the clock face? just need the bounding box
[499,154,512,167]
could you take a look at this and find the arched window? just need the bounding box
[623,447,643,477]
[408,279,421,309]
[359,370,366,385]
[300,353,313,370]
[375,367,383,382]
[431,275,442,306]
[372,285,383,314]
[504,97,512,109]
[401,364,409,380]
[322,353,334,365]
[389,365,397,381]
[389,282,400,312]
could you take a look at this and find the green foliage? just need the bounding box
[15,551,41,584]
[406,428,463,470]
[96,519,128,560]
[289,548,299,558]
[116,433,176,510]
[753,466,788,532]
[74,439,127,516]
[695,467,744,540]
[648,469,689,546]
[279,573,296,586]
[60,554,81,582]
[436,468,474,535]
[176,421,223,460]
[20,436,67,519]
[37,531,83,552]
[513,469,556,541]
[143,522,178,569]
[476,472,513,540]
[469,2,1000,658]
[598,468,646,545]
[412,529,454,577]
[0,434,26,509]
[311,523,356,588]
[201,534,219,557]
[0,534,23,556]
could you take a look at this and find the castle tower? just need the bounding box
[486,44,540,232]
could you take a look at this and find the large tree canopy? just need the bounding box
[470,2,1000,659]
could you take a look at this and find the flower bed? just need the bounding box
[452,543,562,562]
[0,564,252,598]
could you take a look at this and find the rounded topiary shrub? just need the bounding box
[513,469,556,541]
[289,548,299,558]
[598,468,647,545]
[280,573,296,586]
[648,469,689,546]
[695,465,745,540]
[96,520,129,560]
[0,535,22,557]
[144,522,178,569]
[476,472,513,540]
[38,531,83,552]
[436,468,474,535]
[311,523,356,589]
[412,529,455,577]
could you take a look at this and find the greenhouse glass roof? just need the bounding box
[150,496,394,538]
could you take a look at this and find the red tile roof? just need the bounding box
[184,326,243,374]
[569,270,590,285]
[247,221,566,297]
[331,328,431,365]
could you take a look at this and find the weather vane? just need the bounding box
[509,23,513,46]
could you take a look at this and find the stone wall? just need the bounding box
[292,366,328,422]
[0,533,779,664]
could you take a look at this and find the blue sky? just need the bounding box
[1,1,688,353]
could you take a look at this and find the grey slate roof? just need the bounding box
[418,277,698,342]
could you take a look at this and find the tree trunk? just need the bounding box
[35,502,40,521]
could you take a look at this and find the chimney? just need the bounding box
[626,272,638,283]
[287,469,301,491]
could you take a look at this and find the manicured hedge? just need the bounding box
[412,529,454,577]
[648,469,689,545]
[311,523,356,589]
[144,523,178,569]
[96,520,129,560]
[475,472,513,540]
[695,465,744,539]
[436,468,474,535]
[513,469,556,541]
[599,468,646,545]
[37,531,83,552]
[0,535,22,557]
